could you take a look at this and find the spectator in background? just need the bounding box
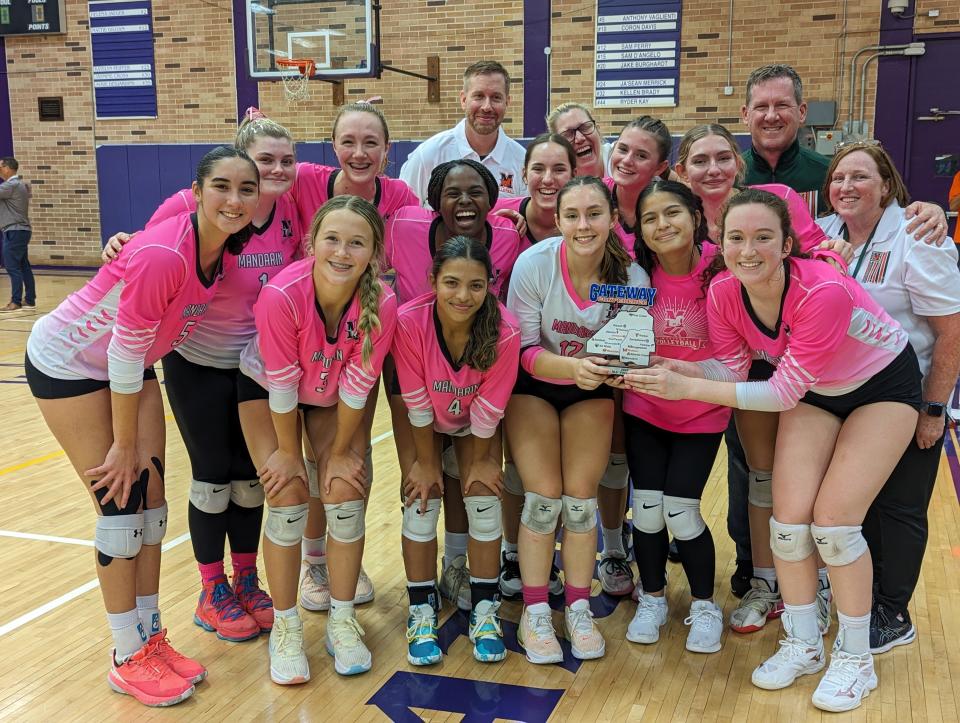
[400,61,527,203]
[949,168,960,249]
[0,156,35,312]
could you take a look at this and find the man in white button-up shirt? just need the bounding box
[400,61,527,203]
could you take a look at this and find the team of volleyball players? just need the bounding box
[25,89,951,715]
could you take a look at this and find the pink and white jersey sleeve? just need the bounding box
[385,206,521,304]
[393,294,520,437]
[27,215,221,392]
[707,258,907,412]
[492,196,524,213]
[146,188,195,226]
[241,257,397,412]
[750,183,831,254]
[623,242,731,433]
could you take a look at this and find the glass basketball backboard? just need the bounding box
[247,0,375,80]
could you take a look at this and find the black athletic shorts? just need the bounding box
[25,351,156,400]
[236,370,318,412]
[512,365,613,413]
[748,358,776,381]
[800,344,922,419]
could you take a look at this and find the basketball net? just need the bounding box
[276,59,315,103]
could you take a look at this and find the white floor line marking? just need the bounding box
[0,532,191,638]
[0,429,395,637]
[0,530,94,546]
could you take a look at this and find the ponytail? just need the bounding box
[356,264,383,368]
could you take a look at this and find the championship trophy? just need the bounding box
[586,283,657,375]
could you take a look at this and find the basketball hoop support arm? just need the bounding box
[371,2,440,102]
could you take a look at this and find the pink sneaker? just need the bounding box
[107,645,194,707]
[193,574,260,642]
[234,566,274,632]
[147,630,207,684]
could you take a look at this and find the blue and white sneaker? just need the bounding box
[406,604,442,666]
[469,599,506,662]
[325,607,371,676]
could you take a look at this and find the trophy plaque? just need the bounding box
[586,283,657,376]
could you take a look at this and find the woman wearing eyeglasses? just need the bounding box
[547,103,611,179]
[817,142,960,657]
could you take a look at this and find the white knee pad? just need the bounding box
[95,512,145,559]
[503,461,523,496]
[748,469,773,508]
[464,496,503,542]
[324,499,366,543]
[599,453,629,490]
[520,492,561,535]
[402,498,441,542]
[230,479,265,508]
[769,516,815,562]
[561,495,598,533]
[441,444,460,480]
[633,489,665,534]
[189,479,231,514]
[305,458,319,498]
[811,523,868,567]
[662,496,706,541]
[142,503,168,545]
[265,503,308,546]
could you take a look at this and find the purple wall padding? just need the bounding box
[233,0,259,121]
[523,1,551,136]
[874,0,915,171]
[0,38,12,156]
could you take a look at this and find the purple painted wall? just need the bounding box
[874,0,915,172]
[0,38,12,156]
[523,1,551,136]
[233,0,259,121]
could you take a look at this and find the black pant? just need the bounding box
[3,229,34,305]
[625,414,723,599]
[724,420,752,563]
[862,429,944,613]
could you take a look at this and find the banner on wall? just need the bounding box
[89,0,157,118]
[593,0,682,108]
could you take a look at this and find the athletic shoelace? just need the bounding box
[471,601,503,640]
[272,616,304,657]
[566,605,597,638]
[406,606,438,645]
[211,581,248,621]
[684,605,722,633]
[600,556,632,582]
[526,609,557,640]
[235,568,272,611]
[820,650,871,693]
[329,614,366,650]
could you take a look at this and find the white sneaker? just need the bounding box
[325,607,371,676]
[684,600,723,653]
[811,643,878,712]
[300,560,330,612]
[597,554,634,596]
[564,599,605,660]
[730,577,783,633]
[751,615,825,690]
[355,566,375,605]
[626,594,668,644]
[269,614,310,685]
[439,555,471,611]
[816,578,832,634]
[518,604,563,664]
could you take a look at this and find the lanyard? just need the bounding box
[842,219,881,281]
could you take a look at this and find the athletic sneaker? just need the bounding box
[729,577,783,633]
[597,554,634,596]
[439,555,472,611]
[811,639,877,712]
[565,600,605,659]
[406,604,442,666]
[193,575,260,642]
[751,615,825,690]
[816,579,833,635]
[300,559,331,611]
[269,613,309,685]
[498,551,522,598]
[469,599,507,662]
[107,645,194,707]
[631,580,644,602]
[325,607,372,675]
[626,594,668,644]
[518,605,563,664]
[548,562,564,597]
[870,603,916,654]
[233,567,273,632]
[684,600,723,653]
[621,522,634,562]
[146,630,206,684]
[355,566,375,605]
[730,559,752,598]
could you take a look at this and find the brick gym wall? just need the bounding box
[3,0,896,266]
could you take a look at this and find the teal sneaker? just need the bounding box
[469,599,506,662]
[406,604,441,666]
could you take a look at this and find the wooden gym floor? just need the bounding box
[1,273,959,722]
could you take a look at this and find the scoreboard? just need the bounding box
[0,0,67,36]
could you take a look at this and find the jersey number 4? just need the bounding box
[447,398,462,416]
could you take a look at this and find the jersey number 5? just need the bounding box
[170,320,197,348]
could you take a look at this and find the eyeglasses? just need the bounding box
[560,121,596,141]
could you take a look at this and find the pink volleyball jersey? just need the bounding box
[507,236,651,383]
[707,257,908,412]
[601,176,637,259]
[27,214,223,393]
[623,242,731,433]
[384,205,522,304]
[750,183,829,252]
[145,189,302,368]
[239,257,398,412]
[291,162,419,236]
[492,195,553,253]
[393,293,521,438]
